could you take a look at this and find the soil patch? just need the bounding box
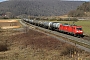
[0,19,22,29]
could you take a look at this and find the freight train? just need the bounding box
[22,18,83,38]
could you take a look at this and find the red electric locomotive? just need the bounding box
[59,24,83,37]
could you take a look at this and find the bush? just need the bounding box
[0,42,8,52]
[60,44,78,56]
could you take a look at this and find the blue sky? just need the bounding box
[0,0,7,2]
[0,0,90,2]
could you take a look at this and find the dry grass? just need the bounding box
[0,19,22,29]
[0,29,89,60]
[60,44,81,56]
[0,20,90,60]
[0,20,18,22]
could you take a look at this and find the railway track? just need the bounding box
[20,19,90,52]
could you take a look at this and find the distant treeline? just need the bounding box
[0,0,84,18]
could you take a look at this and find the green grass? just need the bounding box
[75,21,90,36]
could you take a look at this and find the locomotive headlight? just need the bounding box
[77,31,78,32]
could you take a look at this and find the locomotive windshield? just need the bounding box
[76,28,82,30]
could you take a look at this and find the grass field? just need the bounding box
[0,19,22,29]
[0,28,90,60]
[0,19,90,60]
[75,20,90,36]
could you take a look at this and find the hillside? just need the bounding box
[0,0,84,17]
[68,2,90,17]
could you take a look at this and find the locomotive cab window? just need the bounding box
[76,28,82,30]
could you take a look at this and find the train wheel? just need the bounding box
[67,32,70,35]
[77,35,80,38]
[74,34,77,37]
